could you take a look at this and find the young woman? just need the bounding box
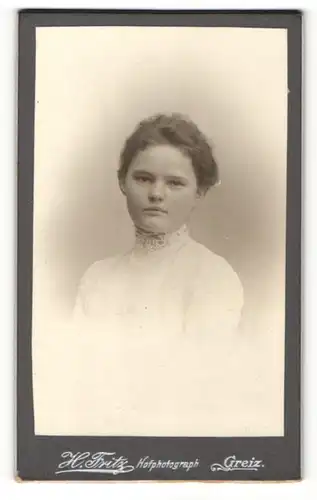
[52,113,246,436]
[73,113,243,339]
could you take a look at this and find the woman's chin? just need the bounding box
[142,224,167,234]
[135,218,170,235]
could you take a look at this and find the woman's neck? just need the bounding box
[133,225,190,253]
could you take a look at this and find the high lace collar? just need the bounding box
[133,225,190,254]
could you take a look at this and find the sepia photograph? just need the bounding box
[31,24,288,438]
[17,10,301,481]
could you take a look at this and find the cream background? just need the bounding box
[32,27,287,436]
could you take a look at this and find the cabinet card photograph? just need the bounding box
[17,10,301,482]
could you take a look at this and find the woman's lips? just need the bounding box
[143,207,167,215]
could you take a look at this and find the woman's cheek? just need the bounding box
[130,184,147,203]
[174,188,197,205]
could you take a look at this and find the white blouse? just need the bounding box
[73,226,243,339]
[37,227,246,437]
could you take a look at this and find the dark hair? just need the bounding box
[118,113,219,192]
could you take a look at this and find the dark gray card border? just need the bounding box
[17,9,302,482]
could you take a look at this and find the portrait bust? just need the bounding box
[73,113,244,339]
[31,25,289,439]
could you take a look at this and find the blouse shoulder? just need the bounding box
[80,253,125,284]
[79,258,113,288]
[186,239,244,325]
[189,239,240,281]
[73,256,120,318]
[210,245,241,294]
[203,246,242,293]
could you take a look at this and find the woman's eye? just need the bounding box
[168,179,184,187]
[134,175,151,183]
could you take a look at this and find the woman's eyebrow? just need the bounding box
[132,169,155,177]
[132,169,188,182]
[166,174,188,182]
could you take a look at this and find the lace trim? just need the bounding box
[134,225,189,252]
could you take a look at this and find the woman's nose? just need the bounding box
[148,182,165,202]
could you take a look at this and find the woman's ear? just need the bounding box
[196,186,207,199]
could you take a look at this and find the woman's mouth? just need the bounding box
[143,207,168,215]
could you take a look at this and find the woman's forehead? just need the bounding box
[130,144,194,177]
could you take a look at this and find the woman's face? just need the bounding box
[121,144,202,234]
